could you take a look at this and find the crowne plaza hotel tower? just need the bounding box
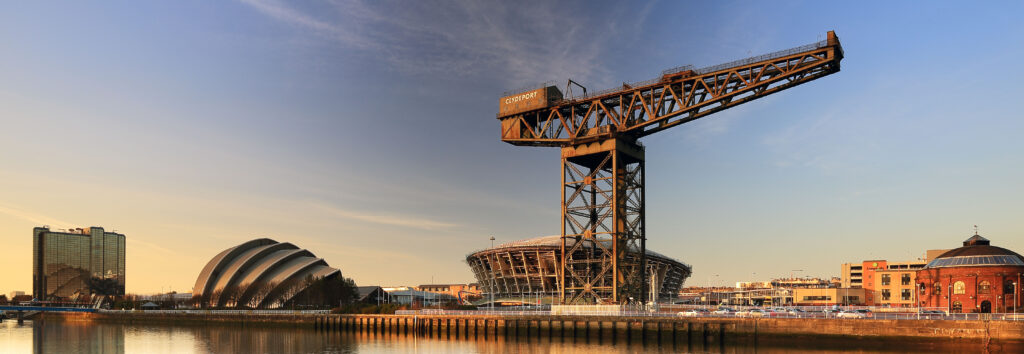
[33,226,125,300]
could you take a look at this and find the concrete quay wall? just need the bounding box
[42,312,1024,344]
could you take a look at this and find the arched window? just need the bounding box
[934,282,941,295]
[953,281,966,295]
[1006,280,1016,294]
[979,281,991,294]
[952,301,963,313]
[919,283,926,295]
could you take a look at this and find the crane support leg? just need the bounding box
[560,139,646,304]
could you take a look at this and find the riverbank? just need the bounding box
[41,311,1024,351]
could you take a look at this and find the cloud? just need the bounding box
[125,237,178,257]
[237,0,646,87]
[311,202,458,230]
[0,203,76,229]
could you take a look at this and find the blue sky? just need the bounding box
[2,1,1023,294]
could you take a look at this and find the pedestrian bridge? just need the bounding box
[0,306,96,313]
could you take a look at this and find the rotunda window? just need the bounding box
[953,281,966,295]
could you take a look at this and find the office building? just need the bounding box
[33,226,125,299]
[839,249,948,307]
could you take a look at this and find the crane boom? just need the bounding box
[499,31,843,147]
[492,31,844,305]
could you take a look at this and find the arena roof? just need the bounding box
[192,238,340,308]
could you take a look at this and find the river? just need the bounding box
[0,319,1015,353]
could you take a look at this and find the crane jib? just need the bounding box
[497,31,843,147]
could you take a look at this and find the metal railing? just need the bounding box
[98,309,330,315]
[394,306,1024,321]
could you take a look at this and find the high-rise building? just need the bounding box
[33,226,125,299]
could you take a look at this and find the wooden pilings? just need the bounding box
[314,314,728,346]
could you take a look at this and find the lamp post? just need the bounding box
[1014,281,1017,314]
[948,282,952,314]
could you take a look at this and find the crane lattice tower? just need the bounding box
[495,31,845,304]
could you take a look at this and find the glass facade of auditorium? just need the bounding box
[33,227,125,299]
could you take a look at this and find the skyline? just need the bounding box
[3,1,1024,295]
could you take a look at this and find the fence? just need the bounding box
[99,309,330,315]
[394,305,1024,321]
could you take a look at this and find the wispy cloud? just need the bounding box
[0,203,76,229]
[311,202,458,230]
[237,0,647,87]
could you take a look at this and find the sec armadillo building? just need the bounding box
[466,235,691,303]
[192,238,341,309]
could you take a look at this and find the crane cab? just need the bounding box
[498,86,563,118]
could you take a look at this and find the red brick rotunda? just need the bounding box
[916,233,1024,313]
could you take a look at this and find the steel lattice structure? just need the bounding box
[496,32,844,304]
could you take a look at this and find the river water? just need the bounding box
[0,319,1016,353]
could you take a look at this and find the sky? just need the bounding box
[2,1,1023,295]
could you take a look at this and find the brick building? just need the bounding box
[916,233,1024,313]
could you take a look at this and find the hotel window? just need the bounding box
[882,289,891,301]
[953,281,966,295]
[901,274,911,286]
[881,274,890,286]
[978,281,991,294]
[934,282,941,295]
[901,289,911,301]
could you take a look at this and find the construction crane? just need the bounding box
[495,31,844,305]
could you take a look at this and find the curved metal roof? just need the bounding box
[192,238,340,308]
[925,234,1024,269]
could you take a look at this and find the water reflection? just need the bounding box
[1,319,1019,353]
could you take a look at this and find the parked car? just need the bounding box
[918,310,945,319]
[787,308,808,316]
[737,309,769,318]
[836,310,866,319]
[677,308,710,317]
[851,309,873,317]
[712,307,736,315]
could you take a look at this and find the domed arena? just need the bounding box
[192,238,342,309]
[466,235,691,304]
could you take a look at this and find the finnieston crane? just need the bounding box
[496,31,844,305]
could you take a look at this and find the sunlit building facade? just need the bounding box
[32,226,126,299]
[916,233,1024,313]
